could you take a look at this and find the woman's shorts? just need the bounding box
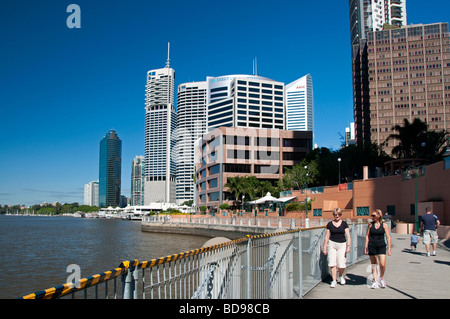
[368,241,386,256]
[327,240,347,268]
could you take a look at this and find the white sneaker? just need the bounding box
[369,281,379,289]
[379,278,386,288]
[330,280,337,288]
[427,252,430,257]
[432,251,436,256]
[340,277,346,285]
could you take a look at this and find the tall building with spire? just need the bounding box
[144,44,177,204]
[99,130,122,207]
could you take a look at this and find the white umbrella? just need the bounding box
[253,192,283,204]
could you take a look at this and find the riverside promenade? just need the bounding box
[303,234,450,299]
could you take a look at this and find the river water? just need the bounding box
[0,215,211,299]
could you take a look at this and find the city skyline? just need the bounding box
[1,0,449,206]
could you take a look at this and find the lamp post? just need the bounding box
[304,166,309,228]
[338,158,341,185]
[405,166,421,233]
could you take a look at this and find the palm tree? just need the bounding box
[386,118,428,158]
[386,118,449,163]
[224,176,245,208]
[418,130,450,162]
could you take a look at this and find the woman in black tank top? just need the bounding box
[365,209,392,289]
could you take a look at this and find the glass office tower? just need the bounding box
[99,130,122,207]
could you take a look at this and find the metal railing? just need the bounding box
[20,223,370,299]
[143,214,331,229]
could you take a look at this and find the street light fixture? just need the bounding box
[338,158,342,185]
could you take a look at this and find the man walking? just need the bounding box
[420,207,440,257]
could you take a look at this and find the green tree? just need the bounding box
[279,161,318,190]
[416,130,450,163]
[386,118,428,158]
[386,118,449,163]
[337,142,391,181]
[225,176,245,206]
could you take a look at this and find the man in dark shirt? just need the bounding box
[420,207,440,256]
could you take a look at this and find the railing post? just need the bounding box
[246,237,252,299]
[351,224,357,265]
[298,228,303,297]
[122,263,137,299]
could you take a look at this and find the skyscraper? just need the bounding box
[144,45,177,204]
[350,0,408,146]
[131,156,144,206]
[84,180,99,207]
[176,81,208,204]
[285,74,314,132]
[366,23,450,153]
[349,0,407,52]
[99,130,122,207]
[206,74,285,131]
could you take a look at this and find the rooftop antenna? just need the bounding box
[252,57,258,75]
[165,42,170,68]
[252,57,258,76]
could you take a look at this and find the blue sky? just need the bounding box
[1,0,449,206]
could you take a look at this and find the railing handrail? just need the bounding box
[20,222,370,299]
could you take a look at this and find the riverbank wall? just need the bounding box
[141,221,277,239]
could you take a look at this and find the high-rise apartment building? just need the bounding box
[84,180,99,207]
[285,74,314,132]
[350,0,408,147]
[99,130,122,207]
[349,0,407,52]
[176,81,208,204]
[206,75,285,131]
[365,23,450,153]
[131,156,144,206]
[144,50,177,204]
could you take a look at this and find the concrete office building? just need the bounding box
[285,74,314,132]
[355,23,450,152]
[195,127,313,212]
[144,48,177,204]
[206,75,285,131]
[176,81,208,204]
[84,180,99,207]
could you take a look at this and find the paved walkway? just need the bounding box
[303,234,450,299]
